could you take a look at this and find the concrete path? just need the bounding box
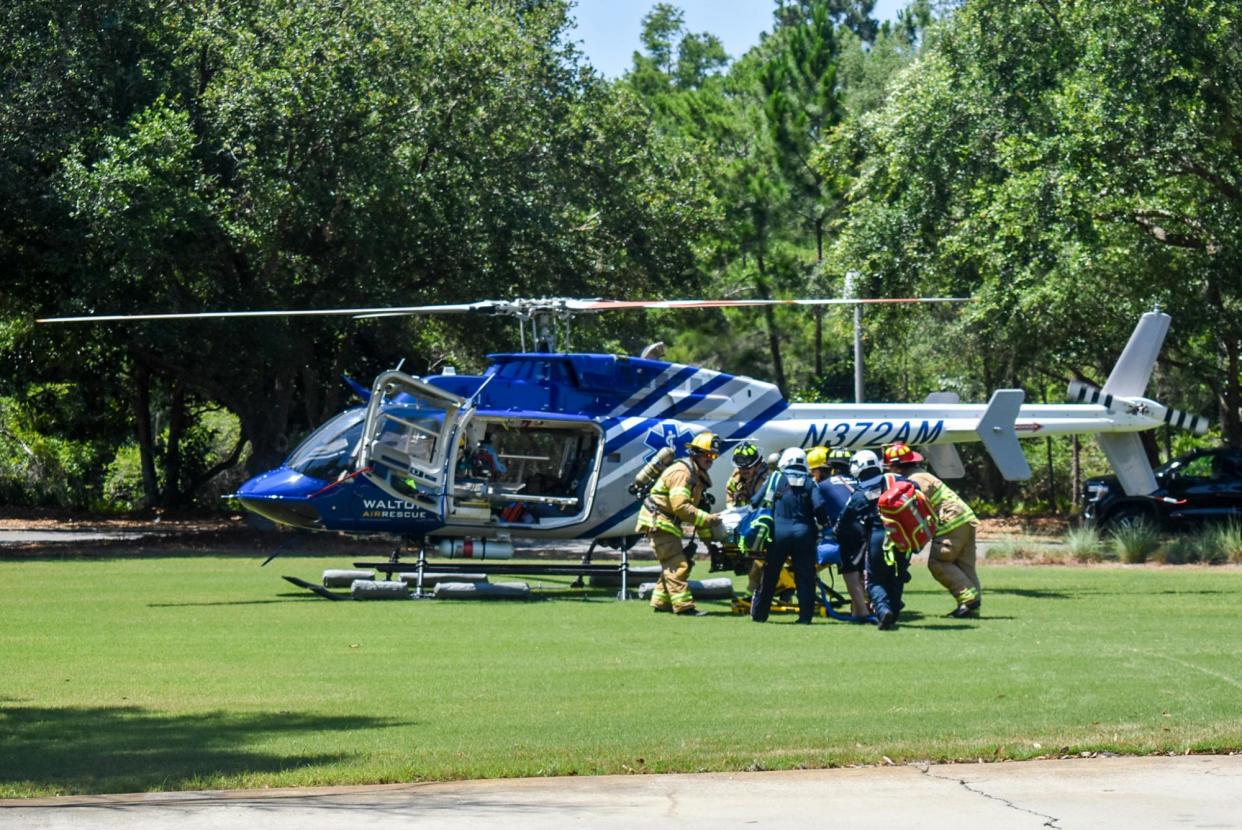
[0,529,160,545]
[3,755,1240,829]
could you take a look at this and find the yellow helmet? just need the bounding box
[687,431,721,458]
[806,446,830,471]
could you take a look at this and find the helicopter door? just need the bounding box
[356,370,473,518]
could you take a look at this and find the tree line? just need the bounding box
[1,0,1238,512]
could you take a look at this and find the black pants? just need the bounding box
[751,530,817,623]
[864,531,910,620]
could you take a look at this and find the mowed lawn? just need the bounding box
[2,555,1241,797]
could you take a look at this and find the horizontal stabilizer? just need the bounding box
[1102,312,1171,397]
[923,392,966,478]
[976,389,1032,481]
[1098,433,1158,496]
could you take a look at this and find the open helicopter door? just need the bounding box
[356,370,474,519]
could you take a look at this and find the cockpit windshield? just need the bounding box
[286,408,366,481]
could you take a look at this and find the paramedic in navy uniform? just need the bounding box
[750,448,831,625]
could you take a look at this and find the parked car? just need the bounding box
[1083,447,1242,530]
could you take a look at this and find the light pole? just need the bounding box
[844,270,864,403]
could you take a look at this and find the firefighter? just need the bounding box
[835,450,914,630]
[726,442,768,506]
[808,447,870,621]
[636,431,723,616]
[883,442,982,618]
[726,441,769,595]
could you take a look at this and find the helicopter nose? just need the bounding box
[236,467,324,529]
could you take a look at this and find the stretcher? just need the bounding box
[727,540,876,623]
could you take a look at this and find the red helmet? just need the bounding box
[883,442,924,467]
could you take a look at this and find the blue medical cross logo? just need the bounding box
[642,423,695,461]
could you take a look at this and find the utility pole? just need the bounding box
[844,270,864,403]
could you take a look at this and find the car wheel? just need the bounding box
[1106,505,1154,531]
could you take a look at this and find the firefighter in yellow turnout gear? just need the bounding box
[636,431,723,616]
[883,442,982,617]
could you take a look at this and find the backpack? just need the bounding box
[877,475,938,553]
[737,471,783,558]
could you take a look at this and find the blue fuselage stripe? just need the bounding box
[726,399,789,441]
[603,418,660,455]
[651,372,734,421]
[584,397,789,540]
[621,366,699,417]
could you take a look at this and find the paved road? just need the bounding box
[0,529,159,545]
[3,755,1239,829]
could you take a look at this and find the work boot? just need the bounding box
[947,599,981,619]
[876,608,896,630]
[652,605,672,614]
[676,608,709,617]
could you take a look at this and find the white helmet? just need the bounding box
[778,447,810,486]
[850,449,883,488]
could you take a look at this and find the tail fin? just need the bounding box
[1097,434,1158,497]
[1079,311,1172,496]
[1101,312,1170,397]
[975,389,1032,481]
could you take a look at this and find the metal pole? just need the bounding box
[854,302,864,403]
[845,270,864,403]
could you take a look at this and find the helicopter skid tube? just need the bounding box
[352,561,638,579]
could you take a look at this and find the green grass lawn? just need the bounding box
[2,555,1241,797]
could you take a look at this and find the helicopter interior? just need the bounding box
[447,417,602,528]
[315,371,603,529]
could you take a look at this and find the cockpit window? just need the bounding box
[287,408,366,481]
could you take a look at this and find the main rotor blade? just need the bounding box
[563,297,974,312]
[37,302,499,324]
[38,295,973,324]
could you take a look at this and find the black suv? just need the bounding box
[1083,447,1242,530]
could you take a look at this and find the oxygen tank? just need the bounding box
[629,446,676,496]
[436,538,515,559]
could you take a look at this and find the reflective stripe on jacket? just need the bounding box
[908,471,977,535]
[637,459,713,536]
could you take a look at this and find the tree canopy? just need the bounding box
[1,0,1237,512]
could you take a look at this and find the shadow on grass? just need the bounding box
[986,587,1074,600]
[0,705,404,795]
[147,599,299,607]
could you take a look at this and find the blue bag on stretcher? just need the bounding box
[816,537,843,568]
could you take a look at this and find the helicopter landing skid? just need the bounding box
[282,575,351,601]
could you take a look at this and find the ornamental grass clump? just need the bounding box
[1154,535,1195,565]
[1109,520,1161,564]
[1065,526,1103,563]
[1200,521,1242,565]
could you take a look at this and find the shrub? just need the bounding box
[1199,521,1242,565]
[1154,536,1195,565]
[1109,520,1161,564]
[984,540,1042,561]
[102,444,150,511]
[0,396,109,507]
[1065,526,1103,563]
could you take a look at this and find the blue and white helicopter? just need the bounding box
[42,299,1204,591]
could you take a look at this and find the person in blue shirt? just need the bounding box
[834,450,916,630]
[750,448,831,625]
[808,447,871,622]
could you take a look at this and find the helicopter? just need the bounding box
[40,299,1204,595]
